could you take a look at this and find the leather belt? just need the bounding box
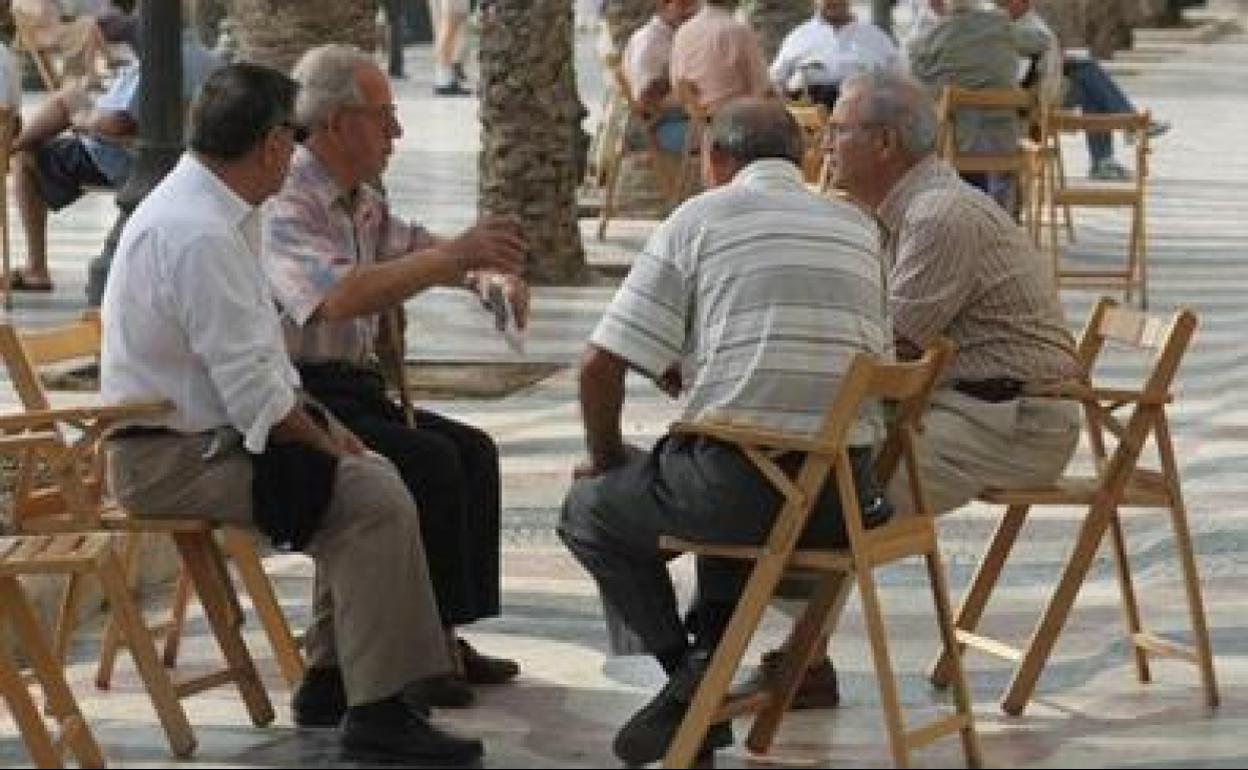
[951,378,1025,403]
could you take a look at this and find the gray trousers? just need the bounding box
[559,434,881,657]
[106,431,452,706]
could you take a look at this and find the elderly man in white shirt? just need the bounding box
[770,0,901,108]
[100,63,484,766]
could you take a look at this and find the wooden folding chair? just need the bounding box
[11,14,62,92]
[596,53,687,240]
[1043,110,1152,308]
[0,315,295,739]
[930,298,1218,716]
[0,434,194,762]
[658,340,981,769]
[0,107,16,312]
[936,85,1041,230]
[784,100,828,186]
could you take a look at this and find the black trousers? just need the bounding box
[298,362,501,626]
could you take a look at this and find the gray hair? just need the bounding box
[707,98,804,167]
[290,44,376,129]
[945,0,980,10]
[840,70,938,157]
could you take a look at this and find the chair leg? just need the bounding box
[856,565,911,767]
[222,527,305,687]
[924,549,983,768]
[597,131,625,241]
[745,570,850,754]
[161,565,194,669]
[95,532,144,689]
[93,548,198,758]
[930,504,1029,687]
[0,583,106,769]
[52,571,88,666]
[1105,507,1150,683]
[1155,418,1220,708]
[663,554,793,768]
[173,531,275,728]
[1000,501,1116,716]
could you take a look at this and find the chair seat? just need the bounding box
[979,469,1170,507]
[0,532,113,576]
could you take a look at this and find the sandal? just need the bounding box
[5,269,55,293]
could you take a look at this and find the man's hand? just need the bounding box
[446,217,527,278]
[655,364,682,398]
[330,422,367,456]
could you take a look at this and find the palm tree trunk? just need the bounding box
[480,0,588,284]
[192,0,229,48]
[1035,0,1137,58]
[870,0,896,36]
[230,0,380,73]
[602,0,652,53]
[749,0,811,63]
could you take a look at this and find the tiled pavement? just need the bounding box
[3,10,1248,769]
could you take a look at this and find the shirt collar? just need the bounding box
[289,144,357,211]
[730,158,806,191]
[181,152,256,229]
[877,154,947,229]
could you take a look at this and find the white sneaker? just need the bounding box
[1089,159,1131,181]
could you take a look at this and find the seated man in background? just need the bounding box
[264,44,526,712]
[906,0,1049,208]
[623,0,700,152]
[996,0,1168,181]
[7,22,220,292]
[770,0,901,109]
[670,0,772,114]
[560,97,892,766]
[102,61,484,767]
[751,69,1082,705]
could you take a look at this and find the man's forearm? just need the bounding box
[579,351,628,470]
[317,246,458,322]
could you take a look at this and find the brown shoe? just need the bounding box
[735,650,840,710]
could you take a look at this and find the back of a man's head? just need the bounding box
[707,97,804,169]
[190,62,297,163]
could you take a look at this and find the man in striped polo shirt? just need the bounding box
[558,97,892,766]
[757,69,1083,707]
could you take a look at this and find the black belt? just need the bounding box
[110,425,177,439]
[952,378,1026,403]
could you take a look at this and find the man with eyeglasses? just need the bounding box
[101,62,484,766]
[261,44,529,723]
[746,68,1082,710]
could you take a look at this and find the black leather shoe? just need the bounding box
[342,695,484,765]
[457,638,520,685]
[433,81,473,97]
[409,672,475,709]
[292,666,346,727]
[612,651,734,766]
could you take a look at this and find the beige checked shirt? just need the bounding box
[669,4,771,113]
[878,156,1079,384]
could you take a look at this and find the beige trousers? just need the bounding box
[106,431,452,706]
[890,388,1082,515]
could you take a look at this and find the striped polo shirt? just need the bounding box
[591,159,892,445]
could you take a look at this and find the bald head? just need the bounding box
[706,98,804,168]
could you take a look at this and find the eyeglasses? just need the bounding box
[341,103,400,130]
[826,120,883,140]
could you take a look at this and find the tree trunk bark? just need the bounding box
[602,0,652,54]
[870,0,896,37]
[192,0,229,48]
[480,0,588,284]
[230,0,380,73]
[1035,0,1137,57]
[749,0,810,63]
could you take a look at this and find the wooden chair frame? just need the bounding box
[1042,110,1152,308]
[11,14,63,92]
[785,100,828,186]
[0,315,298,746]
[657,340,982,769]
[929,298,1218,716]
[936,85,1041,232]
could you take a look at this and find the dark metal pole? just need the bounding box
[871,0,895,37]
[385,0,405,78]
[87,0,183,306]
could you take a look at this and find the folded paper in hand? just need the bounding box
[485,282,525,353]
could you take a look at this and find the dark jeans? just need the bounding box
[559,434,888,657]
[1064,57,1136,163]
[298,361,502,626]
